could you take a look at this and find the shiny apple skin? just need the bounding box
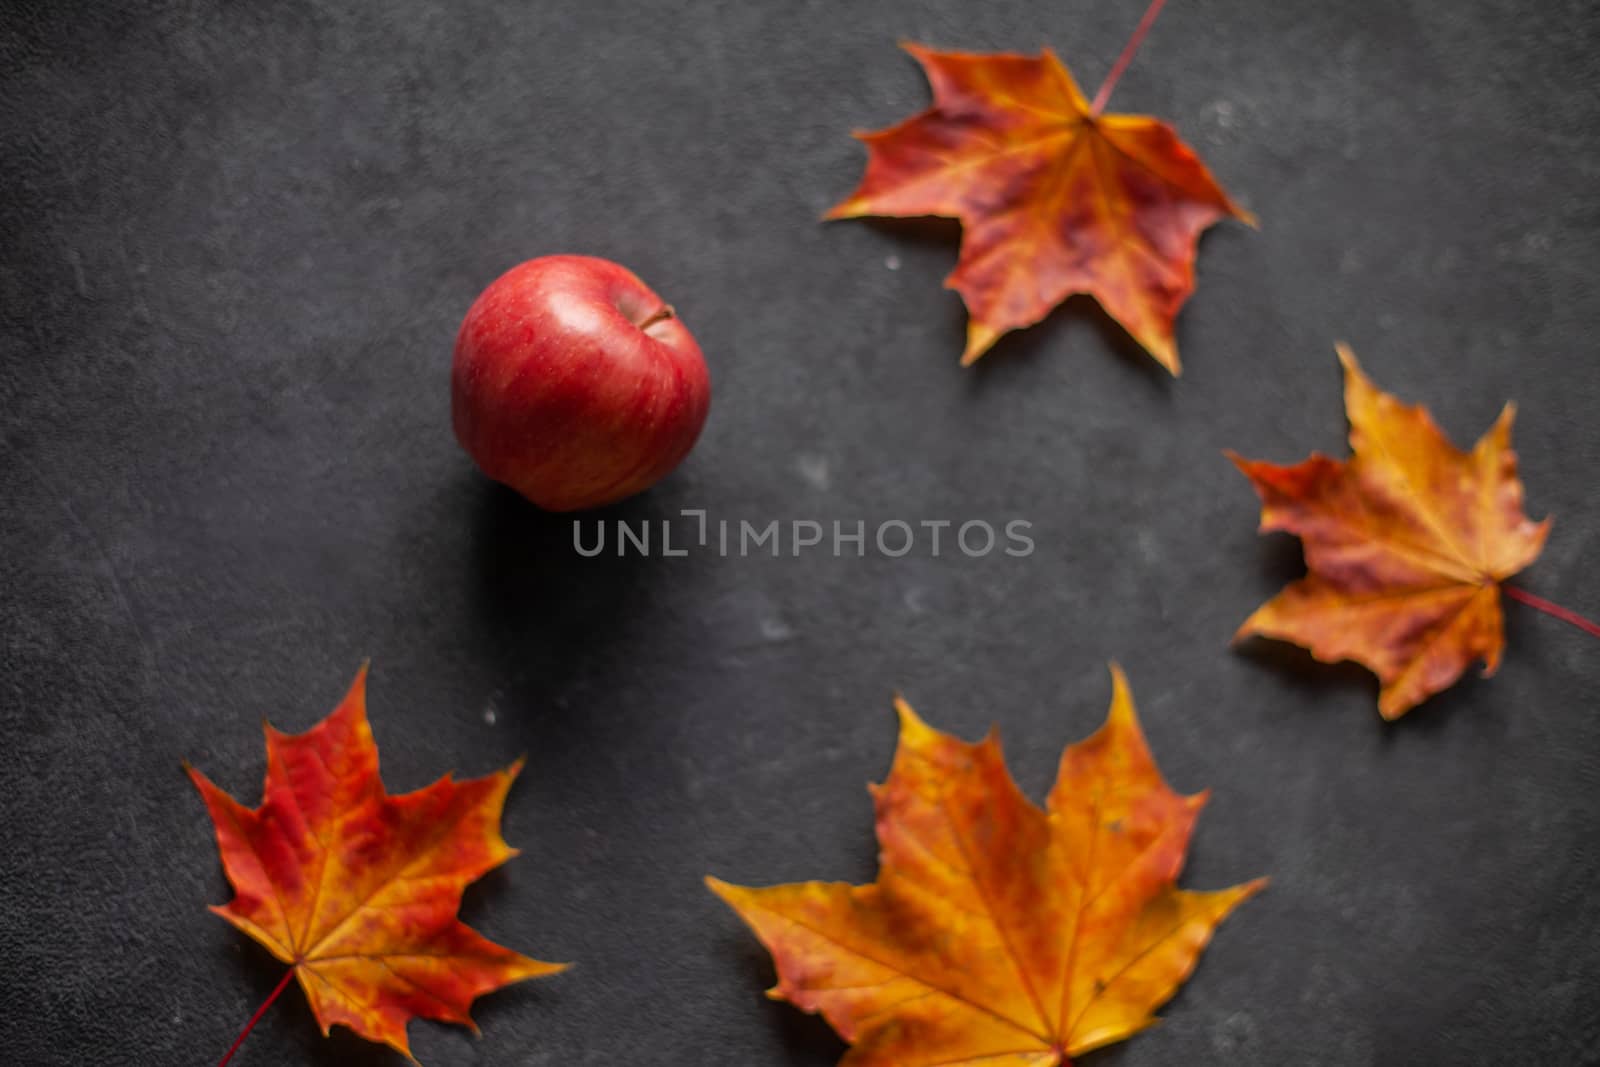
[451,255,711,511]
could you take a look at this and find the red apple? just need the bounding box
[452,255,711,511]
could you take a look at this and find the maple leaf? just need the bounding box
[187,666,565,1060]
[1228,346,1550,719]
[708,666,1263,1066]
[828,42,1253,371]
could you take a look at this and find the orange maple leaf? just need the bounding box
[708,666,1263,1066]
[828,43,1253,371]
[1229,346,1550,719]
[187,666,565,1060]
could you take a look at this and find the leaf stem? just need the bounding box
[1505,584,1600,641]
[216,968,295,1067]
[1090,0,1169,115]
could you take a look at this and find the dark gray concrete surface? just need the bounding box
[2,1,1598,1064]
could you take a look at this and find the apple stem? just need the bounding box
[216,968,294,1067]
[1505,584,1600,641]
[1090,0,1169,115]
[637,304,676,331]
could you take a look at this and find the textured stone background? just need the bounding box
[2,1,1598,1064]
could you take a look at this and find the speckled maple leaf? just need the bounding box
[1229,346,1552,718]
[829,41,1253,371]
